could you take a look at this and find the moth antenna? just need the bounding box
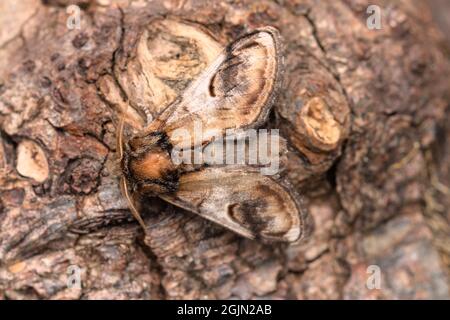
[120,177,147,230]
[117,111,146,229]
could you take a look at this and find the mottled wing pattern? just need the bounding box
[147,27,283,150]
[161,167,303,242]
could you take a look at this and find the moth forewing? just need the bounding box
[144,27,284,151]
[160,167,303,242]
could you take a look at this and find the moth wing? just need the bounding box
[160,167,303,242]
[147,27,283,150]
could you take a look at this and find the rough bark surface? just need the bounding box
[0,0,449,299]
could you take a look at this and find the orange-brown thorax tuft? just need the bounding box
[130,151,175,181]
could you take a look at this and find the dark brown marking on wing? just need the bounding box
[234,41,261,52]
[227,198,269,237]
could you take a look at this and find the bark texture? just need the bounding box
[0,0,449,299]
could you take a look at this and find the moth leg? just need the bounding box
[120,176,147,230]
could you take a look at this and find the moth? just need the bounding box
[117,26,305,242]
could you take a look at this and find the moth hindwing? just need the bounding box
[120,26,305,242]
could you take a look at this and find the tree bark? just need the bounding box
[0,0,449,299]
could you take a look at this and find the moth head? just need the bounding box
[121,131,179,195]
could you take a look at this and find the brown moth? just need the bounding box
[117,26,305,242]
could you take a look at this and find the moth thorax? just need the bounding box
[124,132,179,194]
